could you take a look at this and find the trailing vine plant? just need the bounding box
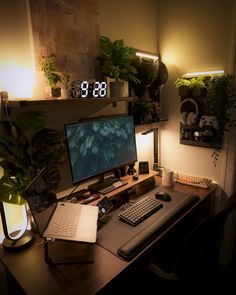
[203,74,236,165]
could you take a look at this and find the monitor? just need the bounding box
[64,115,138,188]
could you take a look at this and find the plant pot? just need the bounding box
[45,87,61,99]
[51,87,61,99]
[109,81,126,98]
[61,88,71,99]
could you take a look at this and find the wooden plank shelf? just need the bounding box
[5,97,134,107]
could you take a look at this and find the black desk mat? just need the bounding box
[96,186,196,257]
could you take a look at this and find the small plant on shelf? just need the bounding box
[41,54,62,98]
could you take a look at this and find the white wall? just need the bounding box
[99,0,236,189]
[157,0,235,188]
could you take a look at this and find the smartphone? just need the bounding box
[96,196,113,219]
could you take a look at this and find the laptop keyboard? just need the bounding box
[47,203,80,238]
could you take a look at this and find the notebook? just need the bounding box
[23,168,99,243]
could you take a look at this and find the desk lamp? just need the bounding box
[0,202,34,250]
[141,127,164,176]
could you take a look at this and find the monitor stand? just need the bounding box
[88,174,127,194]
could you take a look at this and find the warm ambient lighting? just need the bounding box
[0,63,35,98]
[183,70,225,77]
[136,51,159,61]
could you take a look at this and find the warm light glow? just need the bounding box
[183,70,225,77]
[0,62,35,98]
[2,203,28,241]
[135,132,153,165]
[136,52,159,61]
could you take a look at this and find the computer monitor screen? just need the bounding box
[64,115,137,184]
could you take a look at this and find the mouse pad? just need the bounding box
[96,187,197,258]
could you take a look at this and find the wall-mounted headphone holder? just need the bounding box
[179,94,220,148]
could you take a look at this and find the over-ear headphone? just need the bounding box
[180,98,199,125]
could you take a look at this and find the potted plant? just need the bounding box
[174,77,192,96]
[60,72,71,99]
[174,76,206,97]
[97,36,140,97]
[41,54,62,98]
[0,111,66,205]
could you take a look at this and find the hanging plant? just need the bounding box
[203,74,236,165]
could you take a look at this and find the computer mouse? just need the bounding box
[155,191,172,202]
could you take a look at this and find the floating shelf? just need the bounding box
[5,97,134,108]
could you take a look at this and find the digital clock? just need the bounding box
[71,80,107,98]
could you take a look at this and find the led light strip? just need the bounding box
[183,70,224,77]
[136,52,159,61]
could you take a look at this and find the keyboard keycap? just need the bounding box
[118,197,163,226]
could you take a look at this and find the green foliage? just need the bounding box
[98,36,140,83]
[41,54,61,88]
[174,76,205,88]
[130,91,155,125]
[60,72,71,89]
[174,77,191,88]
[203,74,236,165]
[175,73,236,166]
[0,111,66,204]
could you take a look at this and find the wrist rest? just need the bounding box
[117,194,199,260]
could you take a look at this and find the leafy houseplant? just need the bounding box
[203,74,236,164]
[0,111,66,205]
[41,54,62,98]
[174,76,206,97]
[97,36,140,97]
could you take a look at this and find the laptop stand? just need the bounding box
[44,238,95,265]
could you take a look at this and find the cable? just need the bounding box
[2,94,18,139]
[63,182,81,201]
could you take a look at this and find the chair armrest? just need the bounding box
[147,262,179,281]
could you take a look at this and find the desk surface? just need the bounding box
[0,174,218,295]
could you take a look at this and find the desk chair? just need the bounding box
[147,200,236,291]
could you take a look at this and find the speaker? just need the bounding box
[138,161,149,174]
[180,98,199,125]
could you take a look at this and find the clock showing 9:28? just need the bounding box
[71,80,107,98]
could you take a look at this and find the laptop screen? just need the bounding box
[23,168,57,236]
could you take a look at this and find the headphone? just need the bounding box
[180,98,199,125]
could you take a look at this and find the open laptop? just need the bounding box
[23,168,99,243]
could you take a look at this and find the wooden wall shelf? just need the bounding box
[5,97,134,108]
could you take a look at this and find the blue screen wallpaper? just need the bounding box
[65,116,137,183]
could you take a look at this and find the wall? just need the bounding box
[99,0,236,190]
[98,0,158,53]
[157,0,235,189]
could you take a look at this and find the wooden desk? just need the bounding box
[0,174,218,295]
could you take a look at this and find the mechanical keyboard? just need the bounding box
[117,194,199,260]
[118,196,163,226]
[176,173,212,189]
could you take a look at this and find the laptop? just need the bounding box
[23,168,99,243]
